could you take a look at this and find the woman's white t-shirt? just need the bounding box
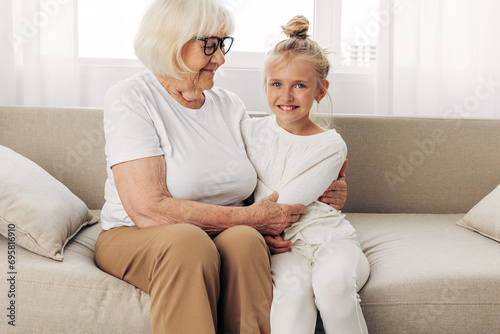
[100,70,257,230]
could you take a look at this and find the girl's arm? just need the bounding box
[275,149,346,207]
[263,150,345,254]
[111,155,306,235]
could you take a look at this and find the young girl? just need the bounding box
[241,16,370,334]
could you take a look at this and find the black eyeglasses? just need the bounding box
[194,36,234,56]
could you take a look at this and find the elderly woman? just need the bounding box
[94,0,347,333]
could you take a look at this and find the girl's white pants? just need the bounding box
[270,236,370,334]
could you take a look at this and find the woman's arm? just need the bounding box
[319,159,348,210]
[112,155,306,235]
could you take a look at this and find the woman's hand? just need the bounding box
[264,235,292,254]
[249,192,306,235]
[319,159,348,210]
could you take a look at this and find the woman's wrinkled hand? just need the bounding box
[249,192,306,235]
[319,159,348,210]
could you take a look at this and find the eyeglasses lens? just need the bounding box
[205,38,219,56]
[221,38,233,54]
[203,37,233,56]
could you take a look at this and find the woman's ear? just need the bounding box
[315,80,330,103]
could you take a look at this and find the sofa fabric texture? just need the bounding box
[0,212,151,334]
[350,213,500,333]
[1,106,500,334]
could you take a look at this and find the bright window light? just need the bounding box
[78,0,148,59]
[78,0,314,59]
[341,0,379,67]
[227,0,314,53]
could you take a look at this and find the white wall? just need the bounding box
[79,61,376,115]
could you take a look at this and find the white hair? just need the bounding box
[134,0,235,79]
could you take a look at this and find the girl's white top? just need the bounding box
[241,115,356,244]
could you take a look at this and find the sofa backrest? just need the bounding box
[331,114,500,213]
[0,106,107,210]
[1,106,499,213]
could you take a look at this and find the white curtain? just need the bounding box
[376,0,500,118]
[0,0,79,107]
[1,0,500,118]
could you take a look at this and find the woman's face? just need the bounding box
[181,36,226,91]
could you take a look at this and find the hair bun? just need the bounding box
[282,15,310,39]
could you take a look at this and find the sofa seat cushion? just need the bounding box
[4,211,500,334]
[0,210,151,334]
[348,213,500,334]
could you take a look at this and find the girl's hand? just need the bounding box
[265,235,292,254]
[249,192,306,235]
[319,159,348,210]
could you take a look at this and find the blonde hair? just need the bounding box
[134,0,235,79]
[264,15,333,126]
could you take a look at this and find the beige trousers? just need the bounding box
[95,223,272,334]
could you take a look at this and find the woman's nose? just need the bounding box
[210,47,226,66]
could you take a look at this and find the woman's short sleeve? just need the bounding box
[103,82,164,168]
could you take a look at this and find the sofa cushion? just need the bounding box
[0,146,99,261]
[0,211,152,334]
[348,213,500,334]
[456,184,500,242]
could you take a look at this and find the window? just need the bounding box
[79,0,380,68]
[340,0,379,67]
[223,0,314,53]
[78,0,147,59]
[77,0,380,112]
[78,0,314,58]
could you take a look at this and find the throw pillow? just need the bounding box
[0,146,99,261]
[456,184,500,242]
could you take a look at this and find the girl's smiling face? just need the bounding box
[266,57,328,133]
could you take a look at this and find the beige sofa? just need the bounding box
[1,105,500,334]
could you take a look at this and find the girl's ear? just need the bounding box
[315,79,330,103]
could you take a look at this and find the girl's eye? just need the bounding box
[272,82,281,87]
[296,84,306,88]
